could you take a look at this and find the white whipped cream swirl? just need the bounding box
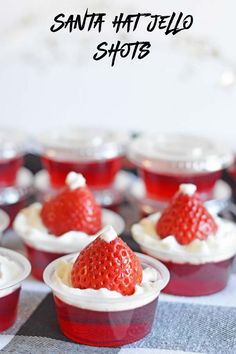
[132,213,236,264]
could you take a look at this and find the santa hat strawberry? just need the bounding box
[41,172,102,236]
[156,184,218,245]
[71,226,142,296]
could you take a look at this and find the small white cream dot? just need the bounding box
[66,172,86,190]
[179,184,197,196]
[99,225,117,243]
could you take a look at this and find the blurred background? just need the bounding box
[0,0,236,140]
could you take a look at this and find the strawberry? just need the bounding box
[71,226,142,296]
[156,184,218,245]
[41,172,102,236]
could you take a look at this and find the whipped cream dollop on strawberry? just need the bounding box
[66,172,86,190]
[0,255,21,297]
[132,184,236,264]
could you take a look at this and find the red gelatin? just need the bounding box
[41,156,122,189]
[140,168,221,202]
[0,157,23,187]
[162,257,234,296]
[25,245,65,281]
[54,295,157,346]
[0,288,20,332]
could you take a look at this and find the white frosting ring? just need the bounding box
[43,252,170,312]
[131,213,236,264]
[13,203,125,253]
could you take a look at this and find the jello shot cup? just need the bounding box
[0,209,10,244]
[37,127,128,190]
[132,213,236,296]
[0,128,25,187]
[43,252,169,347]
[0,247,31,332]
[128,133,233,202]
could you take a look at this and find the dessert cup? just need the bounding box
[0,247,31,332]
[36,127,128,189]
[132,214,236,296]
[14,207,125,281]
[0,209,10,244]
[128,133,233,202]
[43,252,169,346]
[0,128,25,187]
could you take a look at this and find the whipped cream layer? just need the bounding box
[132,213,236,264]
[49,257,164,311]
[13,203,124,253]
[0,255,21,297]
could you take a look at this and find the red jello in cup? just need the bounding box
[132,183,236,296]
[0,247,31,332]
[0,209,10,245]
[37,127,128,189]
[128,134,233,202]
[43,252,169,346]
[0,128,25,187]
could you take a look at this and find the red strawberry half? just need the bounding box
[156,184,218,245]
[71,226,142,296]
[41,172,102,236]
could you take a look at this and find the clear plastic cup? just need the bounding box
[132,238,235,296]
[36,127,128,189]
[128,134,233,202]
[0,248,31,332]
[43,252,169,347]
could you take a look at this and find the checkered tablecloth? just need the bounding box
[1,203,236,354]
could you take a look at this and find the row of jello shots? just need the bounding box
[0,126,235,229]
[1,172,236,346]
[0,127,236,346]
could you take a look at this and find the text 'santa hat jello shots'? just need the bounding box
[128,133,233,202]
[44,226,169,347]
[13,172,124,280]
[0,248,31,332]
[132,184,236,296]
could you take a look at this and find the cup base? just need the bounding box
[54,295,157,347]
[0,288,20,332]
[162,258,234,296]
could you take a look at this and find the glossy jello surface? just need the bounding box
[41,156,122,189]
[141,168,221,201]
[0,156,23,187]
[0,288,20,332]
[54,295,157,346]
[25,244,65,281]
[162,258,234,296]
